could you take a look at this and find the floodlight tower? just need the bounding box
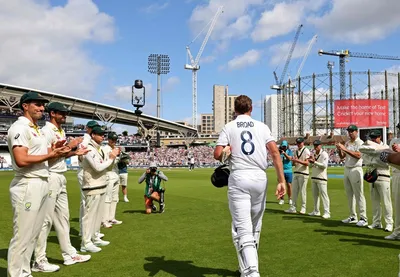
[185,6,223,128]
[148,54,170,118]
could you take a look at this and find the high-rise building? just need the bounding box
[200,113,214,134]
[264,94,278,139]
[213,85,226,133]
[226,94,237,123]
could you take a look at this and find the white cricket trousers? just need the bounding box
[391,175,400,234]
[77,168,85,233]
[7,177,48,277]
[34,172,77,263]
[228,170,267,277]
[369,177,393,226]
[311,179,330,215]
[103,172,120,222]
[81,193,106,247]
[292,173,309,212]
[344,167,367,220]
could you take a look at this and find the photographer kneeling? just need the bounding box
[138,162,168,214]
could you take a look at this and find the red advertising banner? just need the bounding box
[334,99,389,128]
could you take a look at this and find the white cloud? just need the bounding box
[0,0,114,98]
[200,55,217,64]
[251,0,324,42]
[188,0,263,48]
[309,0,400,44]
[162,76,180,92]
[142,2,169,13]
[225,49,262,70]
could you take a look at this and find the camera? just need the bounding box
[150,167,157,173]
[279,146,285,153]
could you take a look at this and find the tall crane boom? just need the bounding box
[279,24,303,85]
[185,6,224,128]
[295,34,318,80]
[318,49,400,100]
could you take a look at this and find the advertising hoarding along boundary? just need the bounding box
[334,99,389,128]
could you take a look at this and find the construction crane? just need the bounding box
[185,6,223,128]
[270,24,303,138]
[318,49,400,99]
[295,34,318,80]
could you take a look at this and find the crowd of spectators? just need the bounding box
[127,146,219,167]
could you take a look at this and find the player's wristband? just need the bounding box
[380,151,390,163]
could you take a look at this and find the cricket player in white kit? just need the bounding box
[77,120,99,234]
[336,125,368,227]
[359,130,393,232]
[102,132,123,225]
[384,124,400,239]
[308,140,330,219]
[285,137,310,214]
[214,95,285,277]
[7,92,70,277]
[32,102,91,272]
[80,126,120,253]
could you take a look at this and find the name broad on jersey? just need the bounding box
[236,121,254,128]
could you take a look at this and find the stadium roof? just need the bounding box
[0,83,198,136]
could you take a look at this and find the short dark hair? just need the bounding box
[234,95,252,115]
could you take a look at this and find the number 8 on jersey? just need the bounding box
[241,130,255,155]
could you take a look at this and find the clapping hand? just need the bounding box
[67,137,84,150]
[53,140,67,149]
[392,143,400,153]
[75,146,90,156]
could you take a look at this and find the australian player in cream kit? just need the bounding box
[286,137,310,214]
[6,92,70,277]
[32,102,91,273]
[385,124,400,240]
[308,140,330,219]
[336,125,368,227]
[214,95,285,277]
[102,132,123,226]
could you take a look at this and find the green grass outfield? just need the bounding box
[0,167,399,277]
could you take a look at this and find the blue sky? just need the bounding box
[1,0,400,133]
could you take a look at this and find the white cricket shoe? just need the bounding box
[308,211,321,216]
[288,199,293,205]
[342,217,357,224]
[385,224,394,232]
[102,221,112,228]
[299,208,306,215]
[284,208,297,214]
[110,219,123,225]
[123,196,129,202]
[32,259,60,272]
[356,218,368,227]
[278,199,284,205]
[385,232,400,240]
[368,223,382,229]
[93,238,110,247]
[64,254,91,265]
[322,213,331,219]
[95,232,105,239]
[80,243,101,253]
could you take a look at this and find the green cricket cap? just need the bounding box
[46,102,69,112]
[108,132,118,140]
[346,125,358,132]
[91,126,105,135]
[19,92,49,108]
[86,120,99,128]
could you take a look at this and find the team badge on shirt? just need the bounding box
[25,202,31,211]
[14,133,20,139]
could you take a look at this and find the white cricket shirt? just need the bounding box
[7,116,49,178]
[216,114,274,172]
[390,137,400,176]
[310,150,329,180]
[102,144,120,174]
[293,146,311,175]
[344,138,363,167]
[42,122,67,173]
